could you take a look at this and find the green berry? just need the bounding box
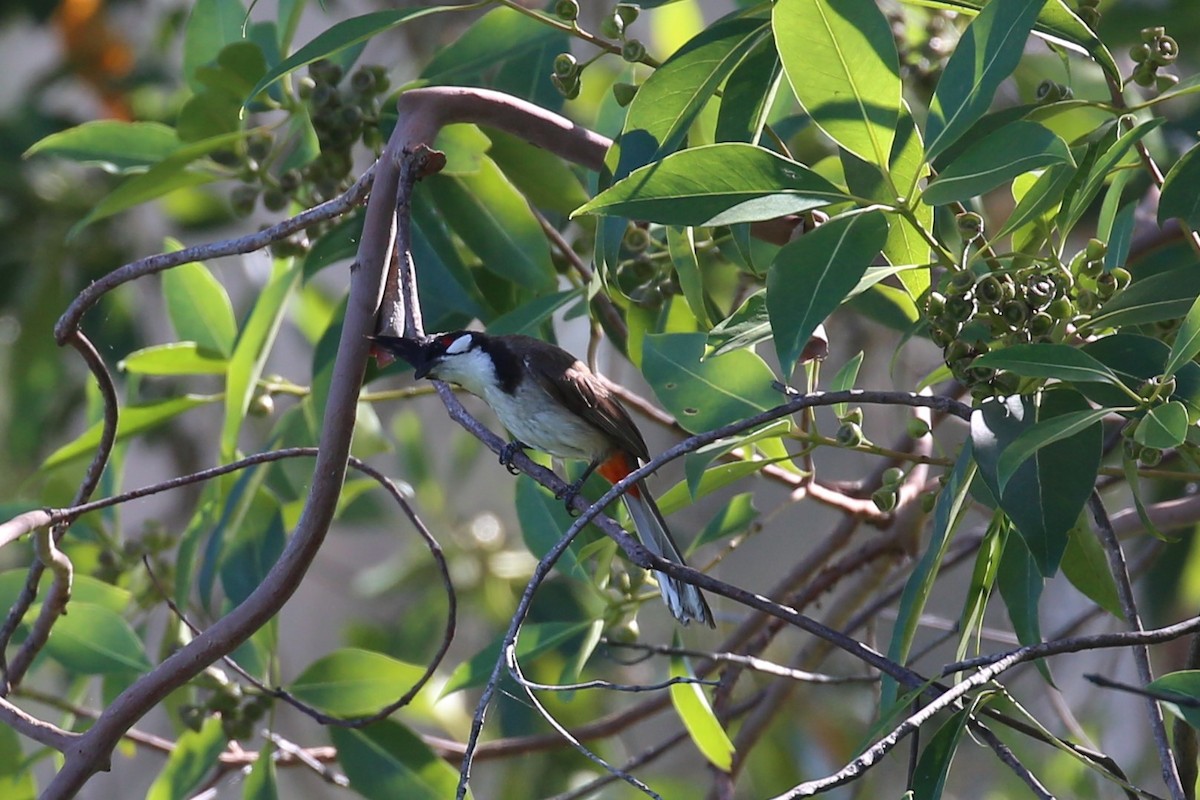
[975,274,1004,306]
[1129,43,1152,63]
[600,12,624,38]
[882,467,905,487]
[278,169,301,194]
[230,185,258,216]
[842,406,864,426]
[262,188,289,212]
[919,491,938,514]
[1133,62,1157,88]
[836,422,864,448]
[616,4,640,27]
[1140,447,1163,467]
[309,59,343,85]
[555,0,580,21]
[1151,36,1179,67]
[872,488,898,513]
[1029,311,1055,338]
[350,68,376,95]
[1141,26,1166,44]
[612,82,638,107]
[943,294,976,324]
[622,39,647,62]
[1111,267,1132,291]
[1085,238,1108,261]
[956,211,984,238]
[906,416,931,439]
[553,52,578,79]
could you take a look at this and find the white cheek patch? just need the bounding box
[445,334,474,355]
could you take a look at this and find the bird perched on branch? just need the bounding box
[371,331,714,627]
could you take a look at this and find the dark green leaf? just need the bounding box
[1062,520,1122,617]
[1088,265,1200,330]
[162,258,238,357]
[514,475,589,581]
[707,290,769,355]
[289,649,426,716]
[641,333,782,433]
[669,635,734,770]
[441,621,591,696]
[829,351,864,418]
[972,391,1102,575]
[1059,118,1163,236]
[911,705,975,800]
[487,290,581,337]
[767,211,889,377]
[923,121,1071,205]
[45,602,153,674]
[1079,334,1200,419]
[331,720,467,800]
[957,516,1006,661]
[420,6,562,83]
[996,406,1114,492]
[1157,143,1200,230]
[24,121,181,173]
[925,0,1049,162]
[715,32,781,145]
[774,0,901,167]
[43,395,221,470]
[220,511,285,606]
[573,143,848,227]
[972,343,1125,387]
[147,716,226,800]
[997,533,1048,681]
[1147,671,1200,730]
[1165,296,1200,378]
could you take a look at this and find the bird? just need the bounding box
[371,330,714,627]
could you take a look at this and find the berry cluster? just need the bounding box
[1129,26,1180,91]
[551,2,644,104]
[926,234,1130,400]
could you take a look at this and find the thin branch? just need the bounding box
[1090,491,1186,800]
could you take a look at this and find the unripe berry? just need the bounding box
[956,211,984,238]
[906,416,931,439]
[622,39,646,62]
[555,0,579,21]
[600,12,624,38]
[882,467,905,487]
[230,185,258,216]
[836,422,864,448]
[262,188,289,212]
[872,488,898,513]
[553,52,578,79]
[1140,447,1163,467]
[615,4,640,27]
[612,82,638,107]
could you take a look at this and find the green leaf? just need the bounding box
[514,476,588,582]
[431,124,492,176]
[641,332,782,434]
[1165,296,1200,379]
[997,533,1048,679]
[486,130,589,215]
[899,0,1118,82]
[331,720,467,800]
[682,418,793,497]
[573,143,848,227]
[1062,519,1122,618]
[829,351,864,419]
[994,162,1074,241]
[119,342,228,375]
[1134,401,1189,450]
[24,121,181,173]
[246,7,458,101]
[882,444,976,709]
[774,0,900,168]
[691,493,759,551]
[923,121,1071,205]
[1079,334,1200,419]
[183,0,246,92]
[45,602,153,674]
[957,516,1006,661]
[1147,671,1200,730]
[427,157,555,291]
[767,211,889,378]
[1161,145,1200,236]
[707,289,769,355]
[669,635,735,771]
[911,705,974,800]
[43,394,221,470]
[1058,118,1163,236]
[996,406,1114,492]
[620,14,770,167]
[924,0,1049,162]
[715,32,782,145]
[441,621,591,696]
[0,723,36,799]
[162,256,238,357]
[222,262,299,460]
[972,391,1102,576]
[148,716,226,800]
[220,510,285,606]
[242,739,278,800]
[972,343,1125,387]
[1089,265,1200,330]
[668,227,711,327]
[487,290,582,337]
[289,648,426,717]
[420,6,573,83]
[660,455,794,515]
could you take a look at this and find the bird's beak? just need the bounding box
[369,335,434,378]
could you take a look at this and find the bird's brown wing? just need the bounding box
[524,351,650,461]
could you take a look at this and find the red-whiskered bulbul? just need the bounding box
[371,331,714,627]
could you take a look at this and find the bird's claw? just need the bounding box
[556,482,583,515]
[499,441,526,475]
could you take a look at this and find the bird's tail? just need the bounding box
[622,480,715,627]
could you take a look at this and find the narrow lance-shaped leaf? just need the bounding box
[923,120,1072,205]
[925,0,1049,163]
[670,633,735,771]
[24,121,182,173]
[572,143,849,227]
[1157,140,1200,231]
[972,343,1127,388]
[767,211,890,378]
[996,406,1117,492]
[773,0,901,169]
[1164,294,1200,379]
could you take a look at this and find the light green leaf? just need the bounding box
[767,211,889,378]
[830,351,864,418]
[925,0,1049,162]
[707,289,769,355]
[1165,296,1200,379]
[0,723,36,798]
[923,121,1071,205]
[1148,672,1200,730]
[691,493,759,551]
[289,649,426,717]
[573,143,848,227]
[641,332,782,434]
[659,455,794,515]
[994,162,1073,241]
[45,602,153,674]
[420,6,561,83]
[119,342,229,376]
[162,254,238,357]
[43,394,221,470]
[24,121,181,173]
[148,716,226,800]
[670,634,734,771]
[183,0,246,92]
[774,0,900,168]
[1134,401,1189,450]
[1062,519,1122,618]
[668,227,710,327]
[331,720,468,800]
[715,32,782,145]
[246,7,460,101]
[1059,118,1164,237]
[222,262,299,460]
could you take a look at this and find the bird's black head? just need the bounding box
[370,331,483,380]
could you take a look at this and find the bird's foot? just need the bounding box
[555,478,586,515]
[499,441,528,475]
